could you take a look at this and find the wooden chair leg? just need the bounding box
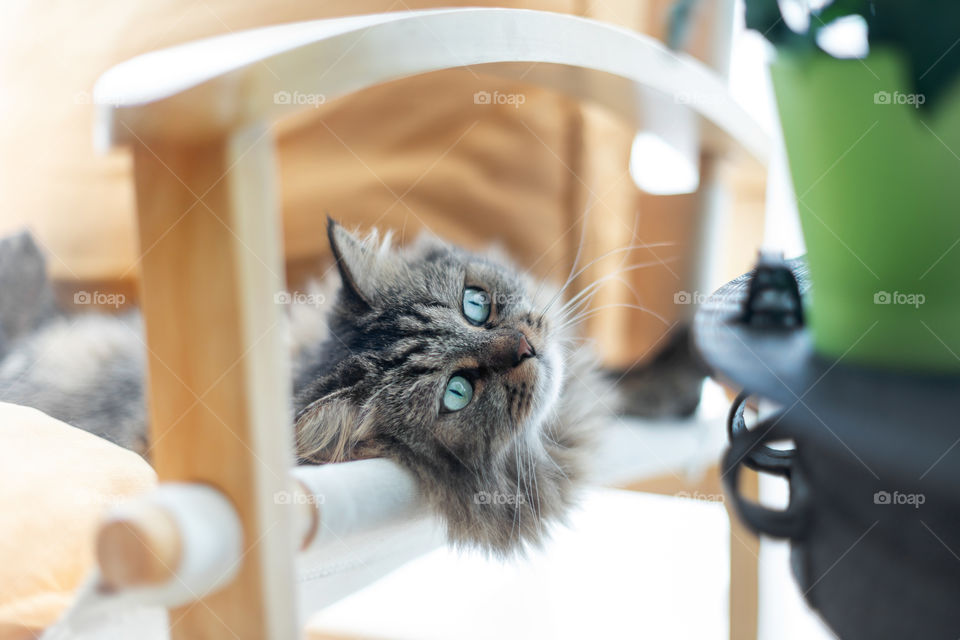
[623,464,761,640]
[131,123,297,640]
[728,469,760,640]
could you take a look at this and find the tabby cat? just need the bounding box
[0,221,612,554]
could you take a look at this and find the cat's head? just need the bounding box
[293,219,566,472]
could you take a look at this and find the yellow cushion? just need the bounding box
[0,403,156,638]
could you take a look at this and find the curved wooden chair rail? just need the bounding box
[90,8,768,640]
[94,7,768,164]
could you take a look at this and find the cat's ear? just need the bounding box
[294,390,379,463]
[326,217,386,308]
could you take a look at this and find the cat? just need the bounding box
[0,220,613,555]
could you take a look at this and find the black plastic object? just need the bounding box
[738,250,803,329]
[697,256,960,640]
[724,393,808,540]
[726,391,795,475]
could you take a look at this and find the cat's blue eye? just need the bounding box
[443,375,473,412]
[462,287,491,325]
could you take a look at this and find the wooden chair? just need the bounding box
[87,8,768,639]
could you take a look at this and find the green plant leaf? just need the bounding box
[867,0,960,109]
[814,0,866,25]
[743,0,789,43]
[731,0,960,110]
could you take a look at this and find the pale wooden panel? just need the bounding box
[275,69,576,287]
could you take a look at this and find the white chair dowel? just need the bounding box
[95,483,243,607]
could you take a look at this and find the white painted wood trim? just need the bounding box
[93,8,768,165]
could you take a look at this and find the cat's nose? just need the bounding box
[517,335,535,361]
[482,331,536,371]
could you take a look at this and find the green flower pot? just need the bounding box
[771,49,960,373]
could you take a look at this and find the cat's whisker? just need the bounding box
[553,258,674,319]
[554,302,671,334]
[516,449,536,526]
[523,195,596,300]
[554,274,637,327]
[541,253,669,328]
[555,335,600,347]
[552,277,642,338]
[557,304,647,332]
[525,447,540,525]
[530,257,562,310]
[538,241,675,321]
[550,261,675,335]
[537,414,572,485]
[575,272,646,314]
[536,200,595,312]
[515,440,536,540]
[510,442,521,542]
[538,444,571,484]
[555,264,650,317]
[526,445,541,532]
